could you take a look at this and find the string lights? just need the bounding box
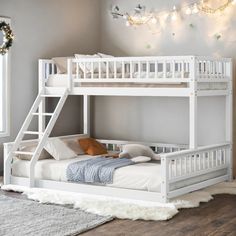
[111,0,236,33]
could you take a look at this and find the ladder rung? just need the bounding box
[24,131,42,135]
[14,151,34,156]
[41,94,62,97]
[32,113,54,116]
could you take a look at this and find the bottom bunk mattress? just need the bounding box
[11,155,227,193]
[12,155,162,192]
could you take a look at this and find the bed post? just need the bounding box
[67,58,73,92]
[83,95,90,136]
[3,143,12,185]
[189,56,197,149]
[226,59,233,181]
[38,60,46,136]
[161,156,169,203]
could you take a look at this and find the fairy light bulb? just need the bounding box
[151,17,158,24]
[126,21,131,27]
[192,3,199,14]
[123,15,128,20]
[232,0,236,5]
[185,7,192,15]
[171,6,178,21]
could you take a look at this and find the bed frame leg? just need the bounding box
[189,56,197,149]
[161,157,169,204]
[83,95,90,136]
[226,60,233,181]
[3,143,12,185]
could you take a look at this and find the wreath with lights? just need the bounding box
[0,21,14,55]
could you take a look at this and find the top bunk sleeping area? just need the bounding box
[40,55,232,97]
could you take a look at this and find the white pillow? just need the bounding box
[16,145,52,161]
[61,134,89,155]
[98,53,122,73]
[45,138,77,161]
[131,156,151,163]
[52,57,76,74]
[119,144,156,159]
[62,138,84,155]
[74,54,101,74]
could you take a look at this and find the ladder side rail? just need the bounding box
[38,60,46,138]
[29,89,69,187]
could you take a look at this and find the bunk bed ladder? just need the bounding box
[4,88,69,187]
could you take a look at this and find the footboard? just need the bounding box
[160,143,231,201]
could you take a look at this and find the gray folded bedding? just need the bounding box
[66,157,134,184]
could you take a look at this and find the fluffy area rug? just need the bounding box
[2,180,236,221]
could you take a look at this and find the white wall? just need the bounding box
[92,0,235,145]
[0,0,100,173]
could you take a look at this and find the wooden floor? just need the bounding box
[1,190,236,236]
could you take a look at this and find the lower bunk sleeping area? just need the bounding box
[7,134,231,202]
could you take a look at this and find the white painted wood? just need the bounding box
[161,157,169,203]
[68,87,191,97]
[73,78,189,83]
[189,56,197,149]
[38,60,46,139]
[225,59,233,181]
[10,176,164,203]
[29,89,68,187]
[4,91,43,184]
[33,112,53,116]
[67,58,73,91]
[168,175,229,199]
[4,88,68,187]
[83,95,90,135]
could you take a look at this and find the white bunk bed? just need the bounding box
[4,55,233,203]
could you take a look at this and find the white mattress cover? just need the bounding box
[12,155,162,192]
[46,74,227,90]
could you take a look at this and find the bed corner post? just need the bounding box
[38,59,46,136]
[83,95,91,136]
[67,58,73,92]
[3,143,12,185]
[189,56,198,149]
[161,156,169,203]
[226,59,233,181]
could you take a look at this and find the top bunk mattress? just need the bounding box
[46,73,186,88]
[46,74,227,90]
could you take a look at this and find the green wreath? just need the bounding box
[0,21,14,55]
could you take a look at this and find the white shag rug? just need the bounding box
[1,181,236,221]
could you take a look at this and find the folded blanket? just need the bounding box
[66,157,134,184]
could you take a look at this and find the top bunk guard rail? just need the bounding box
[39,56,232,97]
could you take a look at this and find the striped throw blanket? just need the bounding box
[66,157,134,184]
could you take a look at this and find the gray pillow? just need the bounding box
[119,144,155,159]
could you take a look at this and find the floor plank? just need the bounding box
[1,190,236,236]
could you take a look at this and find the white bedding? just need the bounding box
[12,155,227,193]
[12,155,162,192]
[46,74,227,90]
